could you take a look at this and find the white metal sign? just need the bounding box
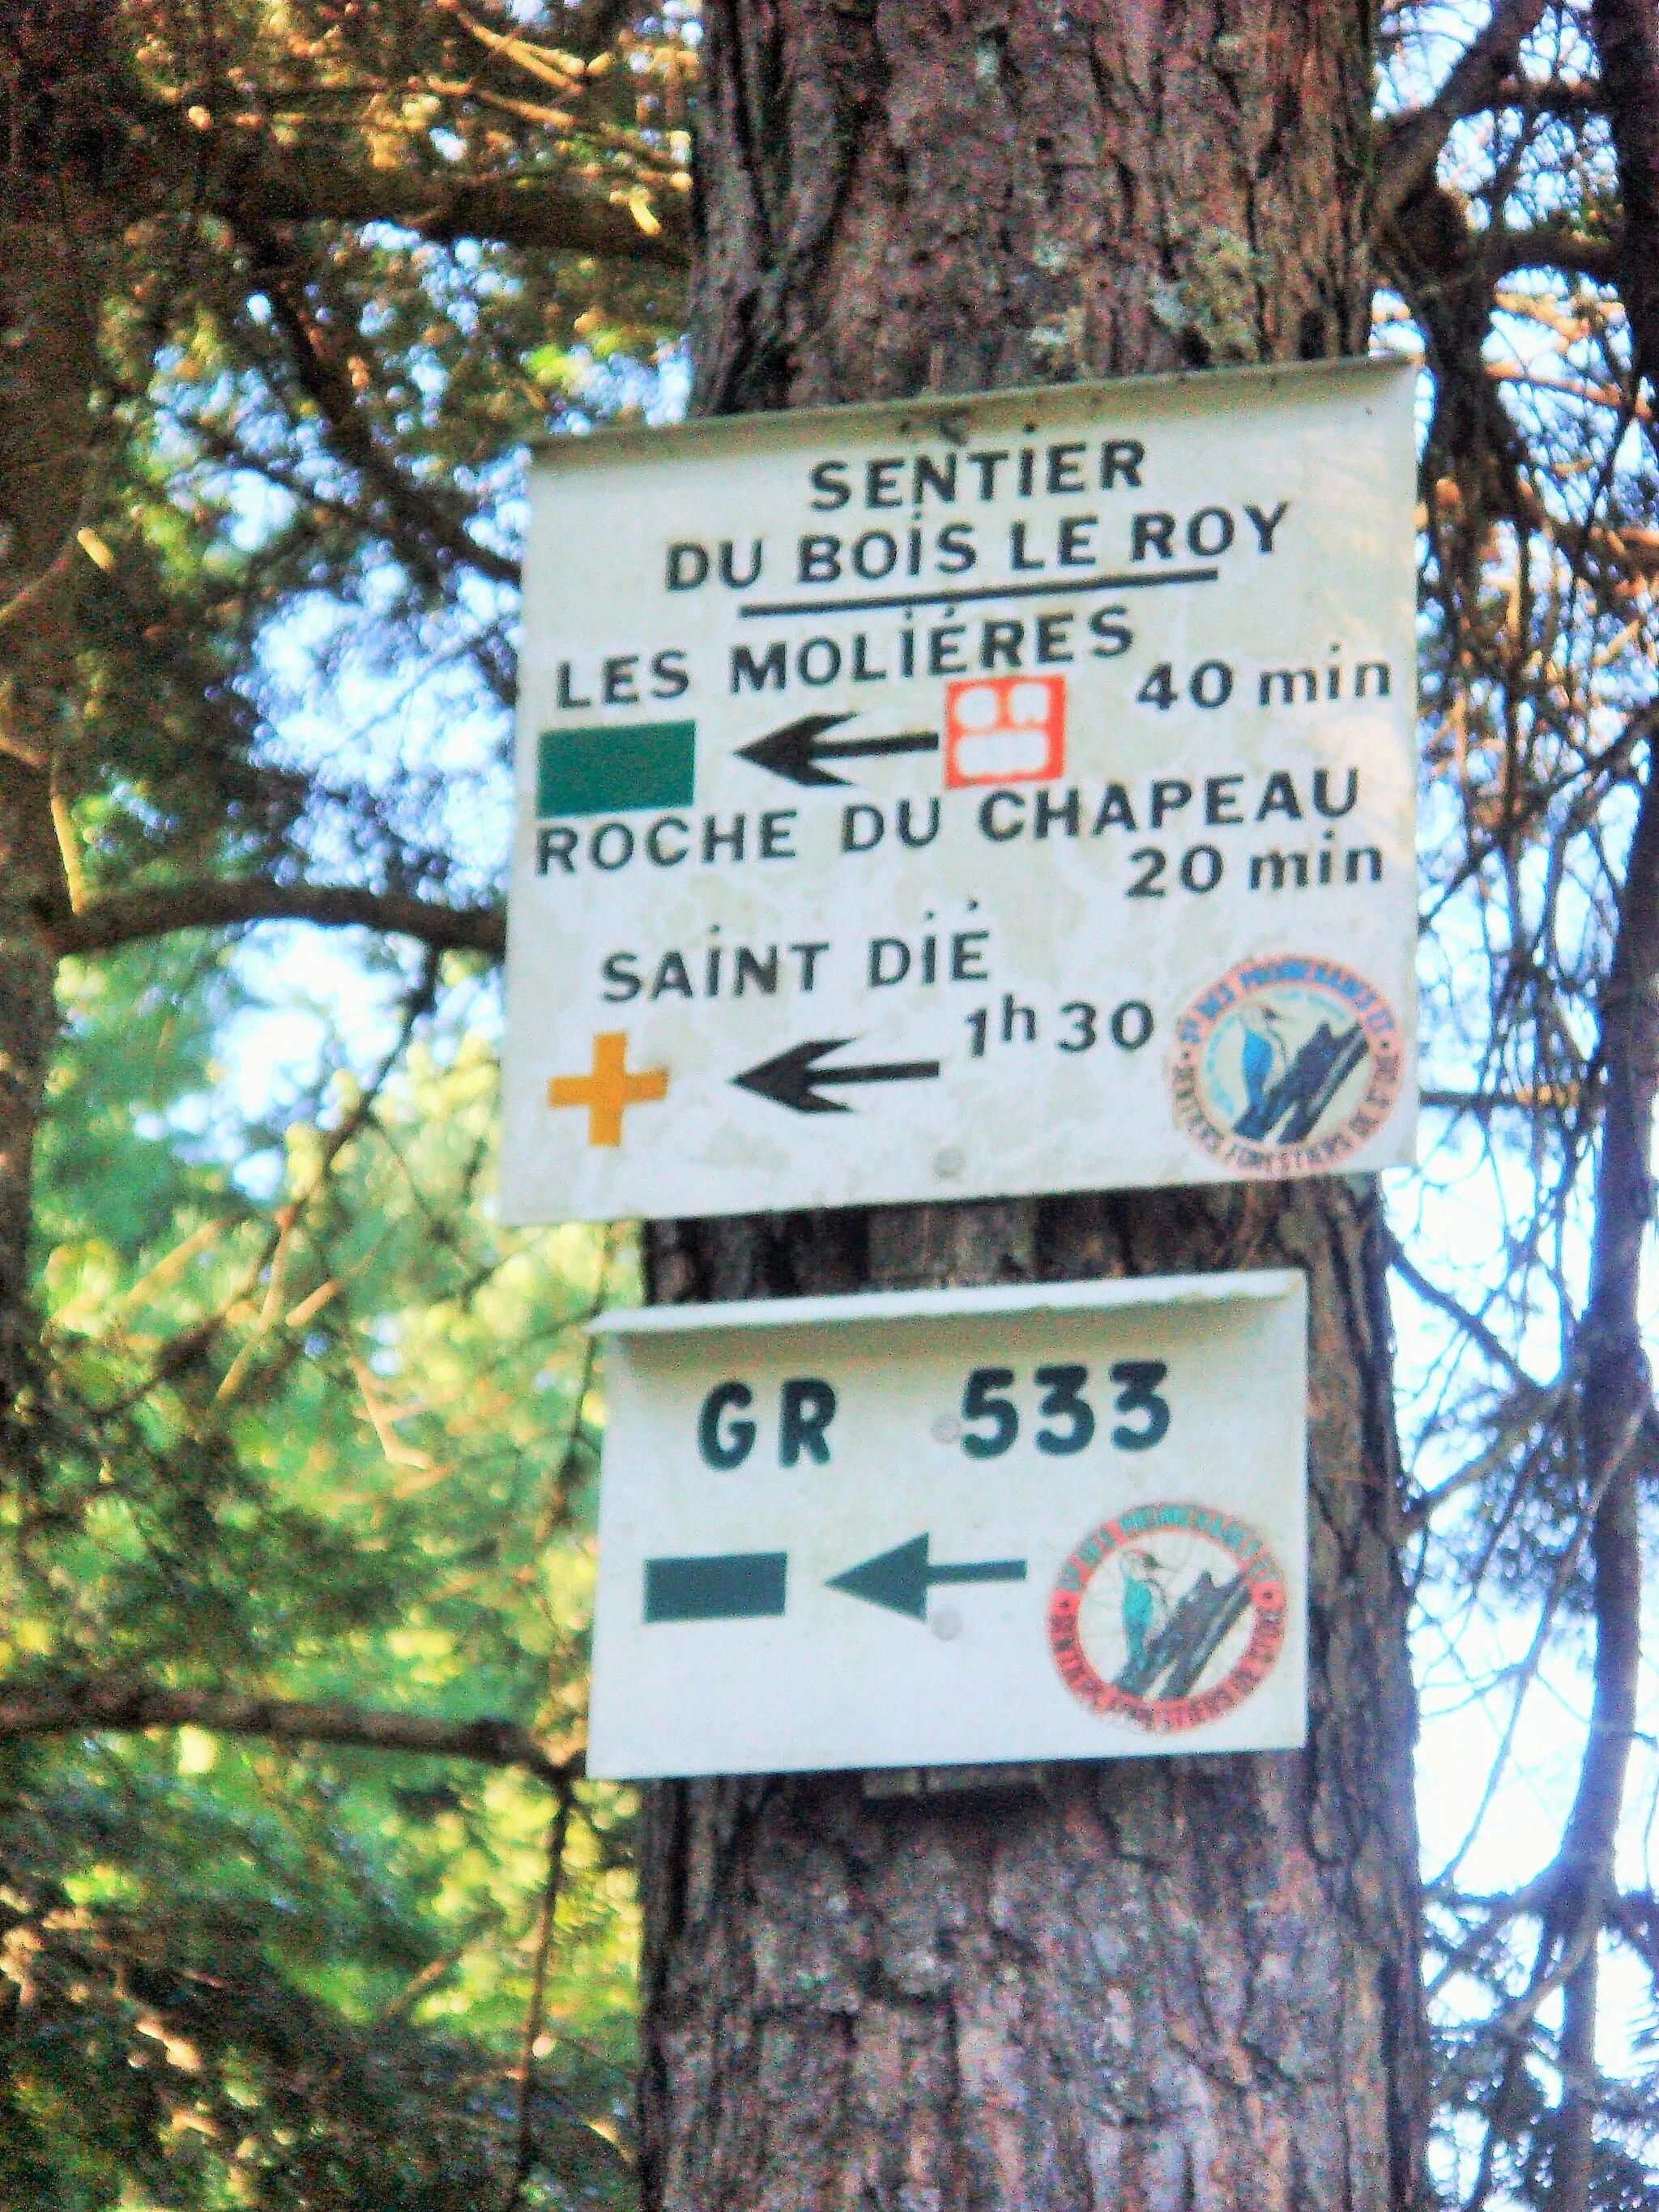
[585,1272,1307,1779]
[503,360,1417,1225]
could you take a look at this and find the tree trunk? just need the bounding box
[0,185,98,1458]
[640,9,1428,2209]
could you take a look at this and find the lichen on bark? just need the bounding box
[641,9,1427,2207]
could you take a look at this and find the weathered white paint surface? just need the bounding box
[586,1272,1307,1778]
[503,360,1417,1224]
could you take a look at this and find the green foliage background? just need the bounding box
[0,5,702,2196]
[14,937,642,2207]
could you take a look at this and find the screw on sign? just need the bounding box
[943,674,1065,786]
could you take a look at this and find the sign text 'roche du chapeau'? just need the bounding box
[501,359,1418,1225]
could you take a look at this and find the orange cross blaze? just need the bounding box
[548,1033,669,1147]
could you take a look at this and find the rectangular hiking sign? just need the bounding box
[584,1271,1307,1779]
[502,359,1418,1225]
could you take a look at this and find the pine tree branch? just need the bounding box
[1375,0,1552,226]
[1380,0,1557,224]
[43,879,506,961]
[0,1681,574,1786]
[1485,224,1622,282]
[1488,75,1606,117]
[1382,185,1619,535]
[214,155,689,262]
[238,216,521,592]
[1418,1083,1591,1113]
[109,75,690,265]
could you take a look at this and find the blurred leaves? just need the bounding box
[12,928,642,2206]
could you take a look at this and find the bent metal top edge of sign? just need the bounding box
[501,357,1418,1225]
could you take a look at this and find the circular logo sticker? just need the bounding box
[1169,954,1404,1177]
[1047,1503,1286,1733]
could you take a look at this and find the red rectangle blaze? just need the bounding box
[944,675,1066,787]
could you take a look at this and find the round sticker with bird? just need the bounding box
[1047,1503,1286,1732]
[1168,953,1405,1178]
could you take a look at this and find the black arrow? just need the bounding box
[736,712,940,788]
[732,1038,941,1115]
[828,1534,1027,1622]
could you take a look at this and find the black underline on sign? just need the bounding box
[737,568,1220,619]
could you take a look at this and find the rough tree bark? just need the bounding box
[639,9,1430,2210]
[0,140,101,1464]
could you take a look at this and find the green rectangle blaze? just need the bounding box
[537,721,695,817]
[644,1552,788,1624]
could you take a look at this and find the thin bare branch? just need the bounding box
[1387,1228,1556,1406]
[1420,1082,1589,1114]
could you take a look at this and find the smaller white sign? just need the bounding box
[586,1272,1307,1779]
